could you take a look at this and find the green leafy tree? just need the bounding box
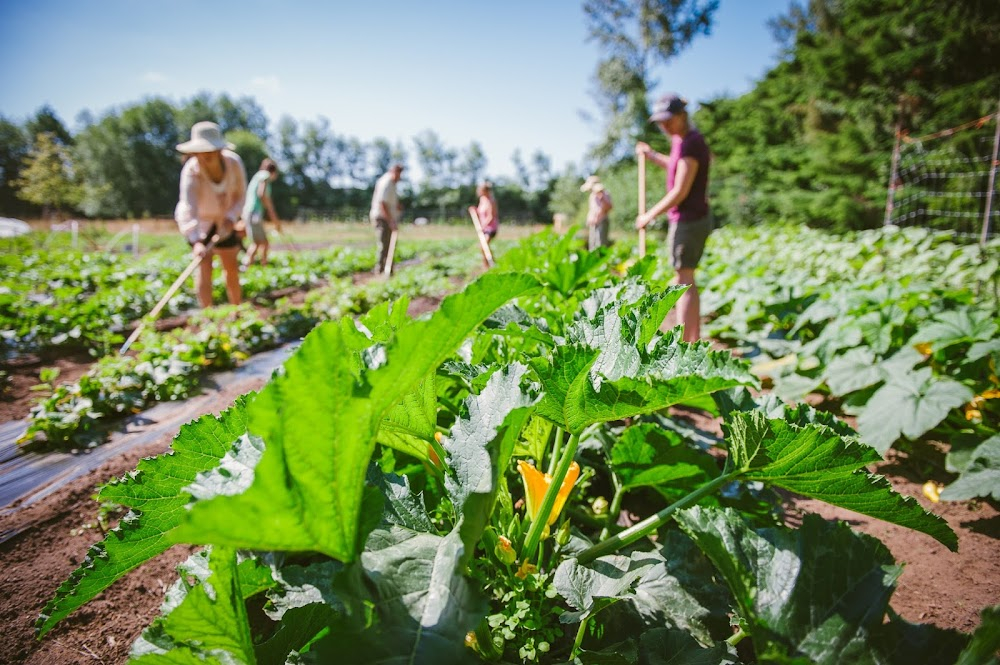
[584,0,719,163]
[15,132,82,218]
[0,116,32,216]
[698,0,1000,230]
[25,104,73,147]
[227,129,270,181]
[458,141,488,187]
[73,98,180,217]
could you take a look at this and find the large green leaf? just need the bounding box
[634,628,737,665]
[37,398,253,637]
[130,547,256,665]
[173,273,541,561]
[629,532,733,647]
[443,362,537,560]
[675,507,967,665]
[823,346,883,395]
[303,527,487,665]
[912,308,998,352]
[533,327,753,434]
[728,411,957,551]
[372,467,435,532]
[554,552,649,624]
[378,375,438,462]
[610,424,716,491]
[857,367,974,454]
[941,434,1000,502]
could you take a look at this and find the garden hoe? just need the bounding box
[638,151,647,258]
[383,228,398,279]
[119,234,219,354]
[467,206,495,267]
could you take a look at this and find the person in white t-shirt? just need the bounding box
[369,164,403,274]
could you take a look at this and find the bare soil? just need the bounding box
[1,349,95,423]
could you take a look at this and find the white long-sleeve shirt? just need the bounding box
[174,149,247,242]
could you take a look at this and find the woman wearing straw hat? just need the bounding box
[174,121,247,308]
[581,175,613,251]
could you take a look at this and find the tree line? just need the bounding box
[0,94,560,223]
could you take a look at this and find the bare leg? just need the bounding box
[243,242,258,268]
[675,267,700,342]
[196,252,214,308]
[218,247,242,305]
[259,240,270,267]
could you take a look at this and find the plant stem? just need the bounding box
[599,474,624,541]
[523,433,580,564]
[726,627,747,647]
[547,427,564,476]
[575,471,739,564]
[474,619,503,661]
[571,617,589,659]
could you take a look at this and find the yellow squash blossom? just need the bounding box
[517,460,580,529]
[914,342,933,357]
[965,389,1000,421]
[515,560,538,580]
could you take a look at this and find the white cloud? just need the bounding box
[141,71,167,83]
[250,75,281,94]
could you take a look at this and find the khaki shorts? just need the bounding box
[246,212,266,243]
[667,216,713,269]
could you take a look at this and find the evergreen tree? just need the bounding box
[16,132,82,218]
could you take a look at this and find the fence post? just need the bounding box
[71,220,78,249]
[133,223,140,257]
[884,121,903,227]
[980,97,1000,248]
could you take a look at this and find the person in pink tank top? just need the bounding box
[635,94,713,342]
[475,181,499,267]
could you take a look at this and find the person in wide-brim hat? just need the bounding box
[580,174,601,192]
[176,121,237,153]
[174,121,247,308]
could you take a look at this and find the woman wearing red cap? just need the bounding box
[635,94,712,342]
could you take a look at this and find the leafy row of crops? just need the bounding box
[19,245,486,449]
[39,230,999,664]
[699,225,1000,502]
[0,237,469,358]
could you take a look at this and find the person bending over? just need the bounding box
[174,121,247,307]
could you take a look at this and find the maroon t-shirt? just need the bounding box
[666,129,710,223]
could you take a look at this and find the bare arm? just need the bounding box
[260,181,281,231]
[636,156,699,229]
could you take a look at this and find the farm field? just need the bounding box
[1,223,998,664]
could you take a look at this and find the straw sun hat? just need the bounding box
[176,121,235,154]
[580,175,601,192]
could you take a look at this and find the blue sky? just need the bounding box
[0,1,789,179]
